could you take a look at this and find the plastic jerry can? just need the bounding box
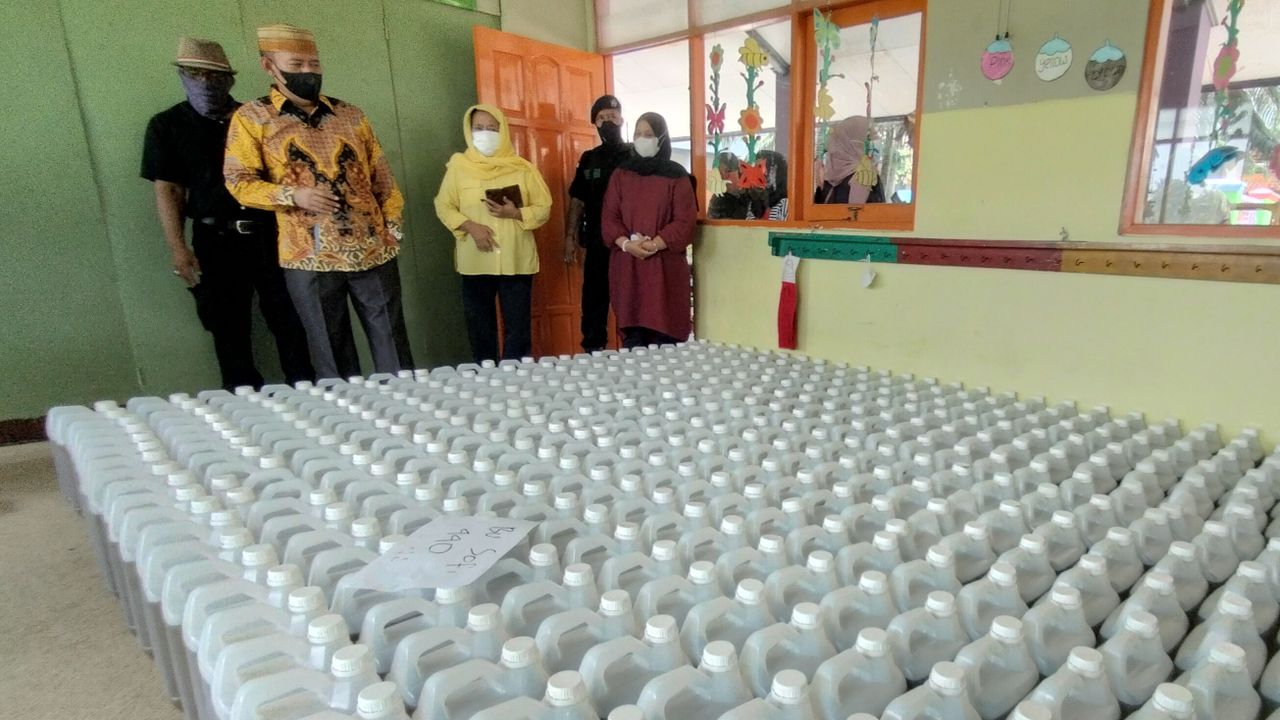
[1022,585,1095,677]
[578,615,688,717]
[880,661,981,720]
[739,602,837,697]
[357,681,410,720]
[1098,611,1174,712]
[414,637,549,720]
[1126,683,1196,720]
[834,530,902,587]
[889,545,961,612]
[535,590,638,674]
[501,563,600,639]
[1026,646,1120,720]
[389,604,509,710]
[1141,541,1207,613]
[995,534,1055,604]
[1053,553,1120,628]
[680,579,776,661]
[634,640,753,720]
[957,562,1027,641]
[1100,570,1186,653]
[1199,560,1279,635]
[952,616,1038,720]
[1177,642,1260,720]
[1032,511,1085,573]
[634,561,722,628]
[885,591,967,684]
[1193,520,1242,585]
[938,522,997,584]
[1174,591,1267,683]
[715,534,787,595]
[764,551,841,620]
[818,569,896,652]
[810,627,905,720]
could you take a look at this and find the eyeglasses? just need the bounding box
[178,67,232,81]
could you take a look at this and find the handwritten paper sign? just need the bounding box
[345,516,537,591]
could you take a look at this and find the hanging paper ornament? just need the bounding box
[737,36,769,164]
[813,10,843,160]
[706,43,725,168]
[1191,0,1245,185]
[854,16,882,191]
[1035,34,1072,82]
[1085,40,1126,91]
[981,36,1014,82]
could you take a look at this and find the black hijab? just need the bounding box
[619,112,689,179]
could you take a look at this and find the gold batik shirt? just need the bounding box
[224,87,403,272]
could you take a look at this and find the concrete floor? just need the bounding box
[0,442,181,720]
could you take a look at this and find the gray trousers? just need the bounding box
[283,257,412,380]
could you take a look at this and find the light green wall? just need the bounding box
[0,0,497,421]
[693,0,1280,443]
[500,0,594,51]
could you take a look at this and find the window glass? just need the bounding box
[692,0,790,27]
[612,40,693,171]
[1138,0,1279,226]
[703,18,793,220]
[596,0,688,49]
[812,11,921,206]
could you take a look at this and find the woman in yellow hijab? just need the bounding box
[434,104,552,362]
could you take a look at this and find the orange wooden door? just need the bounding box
[473,26,614,357]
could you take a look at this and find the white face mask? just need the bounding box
[472,130,500,157]
[633,136,660,158]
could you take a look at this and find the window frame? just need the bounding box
[1120,0,1280,239]
[599,0,926,231]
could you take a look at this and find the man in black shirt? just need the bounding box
[564,95,632,353]
[141,37,312,391]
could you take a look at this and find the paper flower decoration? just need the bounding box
[738,159,768,189]
[815,86,835,122]
[739,37,769,70]
[739,106,764,136]
[709,44,724,72]
[815,11,842,50]
[853,154,878,189]
[706,102,726,135]
[1213,45,1240,92]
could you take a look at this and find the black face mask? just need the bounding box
[597,120,623,145]
[279,70,322,102]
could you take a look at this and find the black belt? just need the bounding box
[197,217,267,235]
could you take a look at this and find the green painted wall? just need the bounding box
[0,0,496,420]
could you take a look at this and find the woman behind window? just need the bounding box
[434,104,552,362]
[815,115,883,205]
[601,111,698,349]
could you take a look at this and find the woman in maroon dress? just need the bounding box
[600,112,698,348]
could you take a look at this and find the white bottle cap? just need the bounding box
[926,591,956,617]
[1204,521,1229,538]
[355,681,401,719]
[467,603,501,632]
[1050,585,1082,609]
[700,641,738,672]
[790,602,821,629]
[607,706,644,720]
[242,544,278,568]
[600,589,631,616]
[288,586,325,614]
[493,470,516,487]
[1067,647,1104,677]
[523,481,547,498]
[651,540,677,562]
[1019,534,1047,554]
[1037,483,1059,499]
[583,504,609,524]
[928,661,967,696]
[1219,592,1254,619]
[1121,611,1161,645]
[964,522,990,541]
[1105,527,1132,546]
[926,546,953,568]
[926,498,949,514]
[684,502,707,519]
[990,615,1024,642]
[325,502,352,522]
[770,668,808,704]
[331,643,374,678]
[1051,511,1076,529]
[856,627,890,657]
[307,614,348,645]
[208,510,240,529]
[883,519,908,537]
[529,543,558,567]
[377,535,405,554]
[735,579,765,605]
[873,466,894,481]
[413,486,440,503]
[758,535,784,554]
[999,501,1022,519]
[822,516,847,534]
[267,564,303,589]
[721,515,746,535]
[435,586,469,605]
[1144,570,1175,595]
[859,571,888,595]
[1142,507,1168,525]
[216,527,252,551]
[688,561,715,585]
[1151,683,1195,717]
[589,466,612,482]
[1238,560,1267,584]
[873,531,899,552]
[652,487,675,505]
[644,615,679,644]
[442,497,468,513]
[871,496,894,512]
[501,637,539,668]
[544,670,589,707]
[614,522,639,541]
[1168,541,1196,561]
[1079,553,1108,576]
[807,550,834,572]
[743,483,765,500]
[1208,642,1247,671]
[988,562,1017,587]
[554,493,578,511]
[563,563,594,587]
[351,517,380,539]
[1009,701,1054,720]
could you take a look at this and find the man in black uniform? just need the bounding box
[141,37,312,391]
[563,95,632,353]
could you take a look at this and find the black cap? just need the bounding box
[591,95,621,122]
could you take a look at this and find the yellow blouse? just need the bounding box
[433,163,551,276]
